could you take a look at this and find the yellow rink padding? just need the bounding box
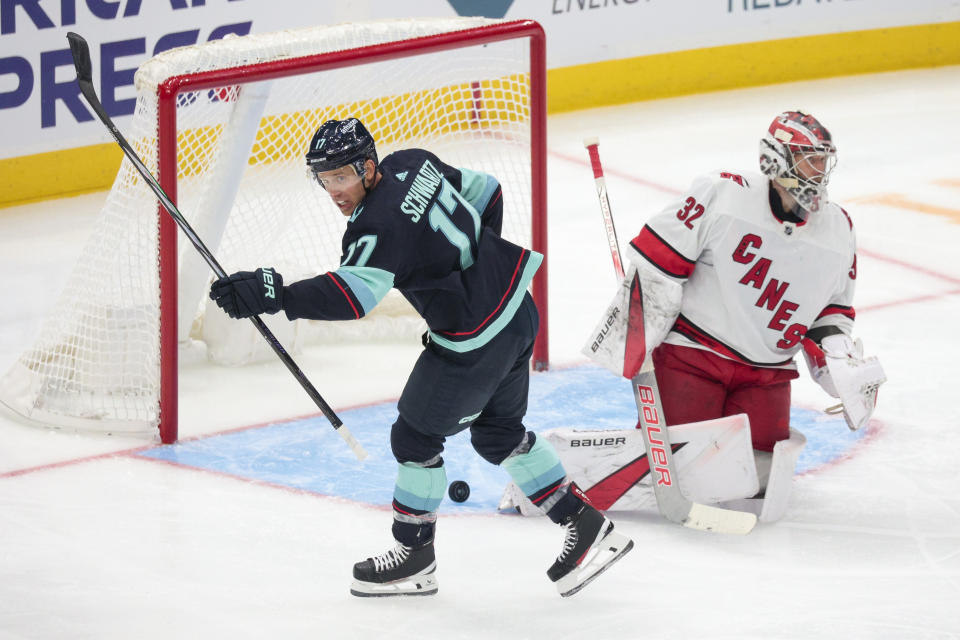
[0,143,123,206]
[2,21,958,208]
[547,21,960,113]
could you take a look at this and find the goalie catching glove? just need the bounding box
[803,332,886,431]
[210,267,283,319]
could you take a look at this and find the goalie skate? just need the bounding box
[350,541,438,597]
[549,504,634,597]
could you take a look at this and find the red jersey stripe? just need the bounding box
[630,226,695,279]
[673,314,794,367]
[327,272,360,320]
[817,304,856,321]
[439,249,527,337]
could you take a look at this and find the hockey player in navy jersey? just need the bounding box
[587,111,885,521]
[210,118,633,597]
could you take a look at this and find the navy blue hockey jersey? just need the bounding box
[282,149,542,352]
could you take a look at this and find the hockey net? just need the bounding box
[0,18,547,443]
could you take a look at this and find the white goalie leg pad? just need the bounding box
[498,480,546,516]
[581,256,683,378]
[499,414,758,514]
[758,428,807,522]
[721,427,806,523]
[668,414,759,504]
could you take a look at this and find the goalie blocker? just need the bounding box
[500,414,807,523]
[585,257,681,380]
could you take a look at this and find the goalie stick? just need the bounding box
[584,137,625,282]
[66,32,367,461]
[583,138,755,534]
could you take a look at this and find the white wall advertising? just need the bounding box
[536,0,960,65]
[1,0,958,159]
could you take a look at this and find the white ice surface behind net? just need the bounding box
[2,67,960,639]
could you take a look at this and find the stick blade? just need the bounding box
[683,502,757,535]
[337,424,368,461]
[66,32,93,83]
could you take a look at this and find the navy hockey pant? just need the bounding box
[391,293,539,466]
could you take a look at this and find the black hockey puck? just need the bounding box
[448,480,470,503]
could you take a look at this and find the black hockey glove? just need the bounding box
[210,267,283,319]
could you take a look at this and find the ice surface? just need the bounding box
[2,67,959,639]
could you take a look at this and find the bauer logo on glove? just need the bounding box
[210,267,284,319]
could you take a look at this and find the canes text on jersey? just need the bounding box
[732,233,807,349]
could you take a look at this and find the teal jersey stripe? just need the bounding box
[501,437,566,497]
[427,250,543,352]
[459,168,500,214]
[334,266,395,315]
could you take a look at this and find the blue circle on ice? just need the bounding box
[138,365,869,511]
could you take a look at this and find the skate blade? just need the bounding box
[556,530,634,598]
[350,572,438,598]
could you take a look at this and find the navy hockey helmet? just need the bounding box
[305,118,378,179]
[759,110,837,217]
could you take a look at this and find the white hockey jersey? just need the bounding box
[631,170,857,369]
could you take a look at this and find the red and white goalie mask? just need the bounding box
[759,110,837,218]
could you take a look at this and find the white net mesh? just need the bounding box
[0,18,539,436]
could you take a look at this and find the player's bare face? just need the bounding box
[314,166,367,216]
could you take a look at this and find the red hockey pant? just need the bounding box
[651,343,799,452]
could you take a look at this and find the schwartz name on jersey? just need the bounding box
[632,170,857,368]
[282,149,542,352]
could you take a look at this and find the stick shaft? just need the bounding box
[583,138,625,281]
[66,32,366,460]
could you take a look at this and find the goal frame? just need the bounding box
[154,19,548,444]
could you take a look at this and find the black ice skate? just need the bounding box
[547,504,633,597]
[350,540,438,597]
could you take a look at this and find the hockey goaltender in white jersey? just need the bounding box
[504,111,886,523]
[636,166,856,366]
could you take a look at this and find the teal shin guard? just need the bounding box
[501,435,566,510]
[393,459,447,517]
[392,460,446,546]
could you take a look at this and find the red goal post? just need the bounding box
[0,18,548,444]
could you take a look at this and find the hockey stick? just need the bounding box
[583,137,625,282]
[66,32,367,461]
[583,138,755,534]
